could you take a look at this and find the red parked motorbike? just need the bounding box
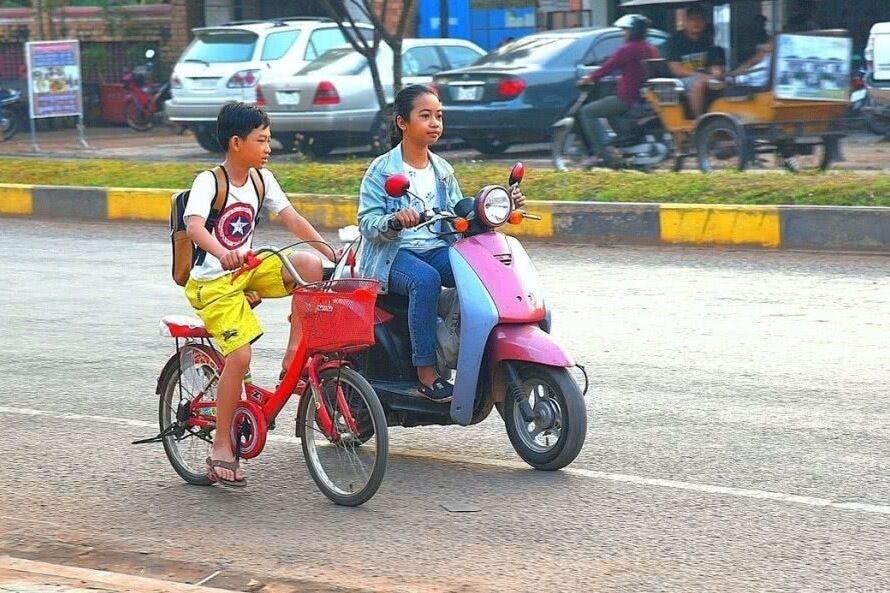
[122,49,170,131]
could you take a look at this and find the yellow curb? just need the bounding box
[0,556,238,593]
[107,187,171,221]
[0,184,33,216]
[660,204,781,248]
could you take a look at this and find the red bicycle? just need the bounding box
[152,246,387,506]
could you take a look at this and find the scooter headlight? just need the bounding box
[475,186,512,227]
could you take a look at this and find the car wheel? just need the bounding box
[194,124,223,153]
[299,136,335,159]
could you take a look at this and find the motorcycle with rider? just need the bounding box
[553,14,673,171]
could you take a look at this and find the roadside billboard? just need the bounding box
[25,40,83,119]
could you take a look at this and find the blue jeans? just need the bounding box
[388,246,455,368]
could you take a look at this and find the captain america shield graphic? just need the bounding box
[215,203,255,249]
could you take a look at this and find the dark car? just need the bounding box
[434,27,668,155]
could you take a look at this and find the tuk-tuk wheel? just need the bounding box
[695,118,748,173]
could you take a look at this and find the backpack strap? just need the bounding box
[210,165,229,220]
[194,166,229,267]
[248,167,266,214]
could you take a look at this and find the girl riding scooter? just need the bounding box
[355,84,524,402]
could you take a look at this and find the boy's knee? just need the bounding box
[288,251,323,284]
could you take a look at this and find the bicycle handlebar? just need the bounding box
[230,247,309,286]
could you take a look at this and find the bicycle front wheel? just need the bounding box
[297,366,387,506]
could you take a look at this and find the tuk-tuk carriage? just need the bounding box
[622,0,853,172]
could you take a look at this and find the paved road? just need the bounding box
[2,124,889,171]
[2,219,889,592]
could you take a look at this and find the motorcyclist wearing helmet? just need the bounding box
[577,14,659,168]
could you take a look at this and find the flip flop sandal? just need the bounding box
[417,378,454,403]
[205,457,247,488]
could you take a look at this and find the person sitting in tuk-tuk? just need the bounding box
[727,37,774,93]
[665,4,726,117]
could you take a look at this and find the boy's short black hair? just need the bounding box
[216,102,270,150]
[686,4,708,19]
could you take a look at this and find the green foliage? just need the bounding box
[1,157,888,206]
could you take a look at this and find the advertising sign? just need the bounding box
[774,34,852,101]
[25,40,83,119]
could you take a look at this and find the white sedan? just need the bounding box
[259,38,485,157]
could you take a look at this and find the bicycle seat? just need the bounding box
[160,315,210,339]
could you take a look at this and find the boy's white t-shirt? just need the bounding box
[183,167,292,281]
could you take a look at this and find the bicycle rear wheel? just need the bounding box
[297,366,387,506]
[158,344,221,485]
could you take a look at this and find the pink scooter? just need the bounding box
[342,164,587,470]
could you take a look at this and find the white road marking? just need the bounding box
[3,405,889,516]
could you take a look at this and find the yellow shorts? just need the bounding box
[185,253,292,356]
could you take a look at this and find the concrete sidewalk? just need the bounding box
[0,557,243,593]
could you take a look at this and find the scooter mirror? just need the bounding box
[384,174,411,198]
[508,162,524,186]
[145,49,156,59]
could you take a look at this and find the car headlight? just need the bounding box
[475,186,512,227]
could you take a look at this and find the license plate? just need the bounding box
[453,85,481,101]
[191,78,218,90]
[276,91,300,106]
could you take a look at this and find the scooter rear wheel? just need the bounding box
[502,364,587,471]
[125,99,153,131]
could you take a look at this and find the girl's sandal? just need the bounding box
[417,378,453,403]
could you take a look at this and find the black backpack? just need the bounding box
[169,166,266,286]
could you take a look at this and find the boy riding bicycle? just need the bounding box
[184,102,336,487]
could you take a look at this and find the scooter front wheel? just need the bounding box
[502,364,587,470]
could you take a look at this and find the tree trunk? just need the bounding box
[392,39,403,95]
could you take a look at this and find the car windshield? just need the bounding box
[183,30,258,63]
[474,37,576,66]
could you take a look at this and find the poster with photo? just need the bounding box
[774,34,852,101]
[25,40,83,118]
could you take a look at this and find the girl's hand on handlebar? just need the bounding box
[220,250,246,271]
[512,186,526,209]
[393,208,421,229]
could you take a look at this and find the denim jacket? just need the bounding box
[356,143,464,293]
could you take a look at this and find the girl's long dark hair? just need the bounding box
[390,84,439,145]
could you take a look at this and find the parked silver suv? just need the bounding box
[165,17,372,152]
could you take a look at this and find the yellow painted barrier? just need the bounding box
[287,194,358,229]
[660,204,781,248]
[0,184,33,216]
[107,188,171,221]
